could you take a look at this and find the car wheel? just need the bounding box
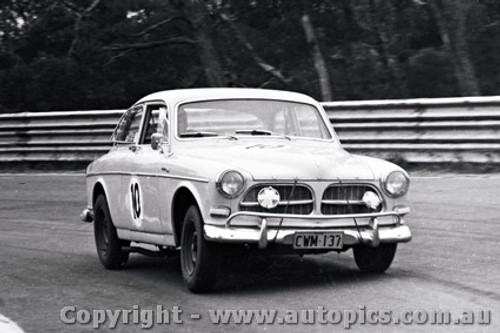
[94,194,130,269]
[353,243,397,273]
[180,205,221,293]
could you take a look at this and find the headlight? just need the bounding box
[217,170,245,198]
[383,171,409,197]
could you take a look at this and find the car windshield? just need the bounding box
[177,99,332,140]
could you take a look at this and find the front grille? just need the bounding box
[321,184,382,215]
[240,185,314,215]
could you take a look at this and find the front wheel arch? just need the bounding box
[92,182,106,208]
[171,187,199,246]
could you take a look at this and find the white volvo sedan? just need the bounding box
[81,88,411,292]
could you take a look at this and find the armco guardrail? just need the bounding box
[1,96,499,164]
[0,110,124,162]
[323,96,500,163]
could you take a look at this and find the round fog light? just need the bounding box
[257,187,281,209]
[362,191,381,210]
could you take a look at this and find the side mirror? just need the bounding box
[151,133,164,151]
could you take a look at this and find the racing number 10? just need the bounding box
[130,183,141,219]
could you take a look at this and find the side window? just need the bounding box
[142,104,168,144]
[159,106,169,139]
[113,106,144,143]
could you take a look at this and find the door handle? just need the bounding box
[129,145,139,152]
[161,167,171,173]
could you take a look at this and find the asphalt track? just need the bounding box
[0,173,499,332]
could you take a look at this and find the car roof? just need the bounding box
[135,88,319,106]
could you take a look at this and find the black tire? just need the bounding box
[353,243,397,273]
[180,206,221,293]
[94,194,130,269]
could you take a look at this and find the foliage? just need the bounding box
[0,0,499,112]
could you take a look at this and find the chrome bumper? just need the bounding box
[80,208,94,223]
[204,210,412,249]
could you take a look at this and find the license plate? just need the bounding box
[293,232,343,249]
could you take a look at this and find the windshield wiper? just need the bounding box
[179,132,238,140]
[179,131,219,138]
[221,135,238,140]
[235,129,293,140]
[235,129,273,136]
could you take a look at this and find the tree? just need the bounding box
[426,0,481,96]
[300,0,332,101]
[3,0,500,113]
[60,0,102,58]
[104,0,228,87]
[218,11,294,88]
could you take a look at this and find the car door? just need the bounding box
[107,105,144,231]
[120,102,168,234]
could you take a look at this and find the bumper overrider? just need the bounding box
[80,208,94,223]
[204,208,412,249]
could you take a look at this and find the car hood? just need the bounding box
[176,140,397,181]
